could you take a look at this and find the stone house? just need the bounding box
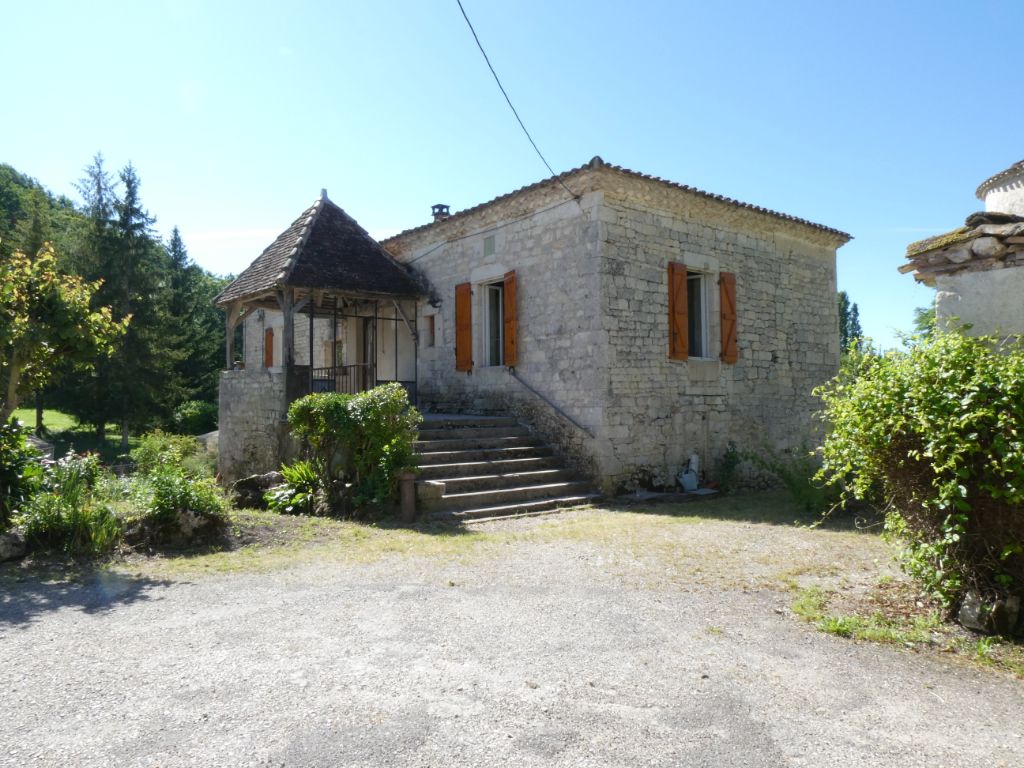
[216,157,850,493]
[901,159,1024,336]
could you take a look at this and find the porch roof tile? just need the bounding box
[215,192,423,306]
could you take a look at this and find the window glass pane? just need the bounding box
[687,274,703,357]
[487,283,503,365]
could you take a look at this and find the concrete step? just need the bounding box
[425,468,576,494]
[432,480,594,511]
[416,455,562,480]
[417,425,531,441]
[429,493,602,523]
[421,415,518,429]
[413,435,544,453]
[418,445,556,465]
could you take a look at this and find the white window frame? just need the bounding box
[687,270,711,360]
[481,280,505,367]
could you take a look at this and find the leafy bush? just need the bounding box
[715,441,742,493]
[17,452,118,556]
[172,400,218,435]
[265,460,319,515]
[125,467,226,546]
[130,430,203,476]
[816,331,1024,608]
[287,383,421,516]
[0,419,42,529]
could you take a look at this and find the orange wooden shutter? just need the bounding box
[263,327,274,367]
[454,282,473,372]
[668,262,688,360]
[503,270,518,367]
[719,272,738,364]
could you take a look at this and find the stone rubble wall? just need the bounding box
[218,369,289,483]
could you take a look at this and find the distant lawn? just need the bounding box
[11,407,77,433]
[12,408,140,464]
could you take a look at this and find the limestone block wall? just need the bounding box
[384,167,844,493]
[594,175,840,490]
[390,190,607,441]
[218,369,288,483]
[936,268,1024,337]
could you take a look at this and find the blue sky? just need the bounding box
[5,0,1022,349]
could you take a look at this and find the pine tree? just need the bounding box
[837,291,862,352]
[163,226,231,406]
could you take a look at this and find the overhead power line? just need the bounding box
[455,0,578,200]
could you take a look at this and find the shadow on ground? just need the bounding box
[0,563,173,627]
[604,490,884,533]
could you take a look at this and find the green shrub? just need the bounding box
[265,460,319,515]
[0,419,43,529]
[130,430,202,476]
[816,331,1024,608]
[287,383,421,516]
[126,467,226,545]
[17,452,118,556]
[715,441,742,493]
[172,400,218,435]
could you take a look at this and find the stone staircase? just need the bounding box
[415,414,600,522]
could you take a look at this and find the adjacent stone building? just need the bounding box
[218,158,850,491]
[901,159,1024,336]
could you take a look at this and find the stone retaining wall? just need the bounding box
[218,369,288,483]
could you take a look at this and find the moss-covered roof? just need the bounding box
[905,226,976,258]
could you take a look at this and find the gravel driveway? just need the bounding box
[2,508,1022,767]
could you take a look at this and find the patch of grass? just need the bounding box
[10,409,142,463]
[791,584,1024,678]
[12,408,78,433]
[118,492,891,593]
[116,509,492,578]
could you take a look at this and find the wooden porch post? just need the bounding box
[279,288,294,367]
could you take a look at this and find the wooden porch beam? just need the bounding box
[392,299,418,343]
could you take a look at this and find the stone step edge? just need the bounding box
[429,494,602,523]
[416,446,555,461]
[419,468,570,486]
[438,480,592,502]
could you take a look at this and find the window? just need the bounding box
[423,315,436,348]
[687,271,707,358]
[669,262,737,363]
[484,281,504,366]
[483,235,496,257]
[454,271,517,373]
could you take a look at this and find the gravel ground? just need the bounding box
[2,511,1023,767]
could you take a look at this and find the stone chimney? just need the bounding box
[431,203,450,222]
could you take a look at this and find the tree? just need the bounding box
[165,227,229,403]
[913,305,936,337]
[0,244,127,421]
[57,159,182,448]
[837,291,863,352]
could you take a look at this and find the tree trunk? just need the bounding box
[120,418,130,453]
[0,353,22,423]
[35,391,43,436]
[97,422,106,441]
